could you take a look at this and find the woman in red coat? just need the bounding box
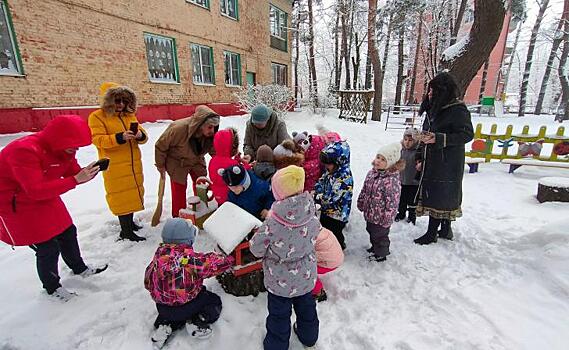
[0,115,108,301]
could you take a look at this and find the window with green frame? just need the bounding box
[269,4,288,52]
[0,0,24,76]
[220,0,238,20]
[224,51,241,86]
[143,33,180,83]
[191,43,215,85]
[187,0,209,9]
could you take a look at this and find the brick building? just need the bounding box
[0,0,293,133]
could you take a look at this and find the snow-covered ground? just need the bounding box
[1,110,568,350]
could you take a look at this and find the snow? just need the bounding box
[501,158,569,168]
[1,110,569,350]
[538,177,569,187]
[442,34,470,61]
[203,202,262,255]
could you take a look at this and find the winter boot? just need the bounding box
[119,214,146,242]
[186,323,213,340]
[50,287,78,302]
[407,210,416,225]
[395,212,406,222]
[79,264,109,277]
[414,216,440,245]
[366,246,374,254]
[132,220,143,231]
[151,325,173,349]
[438,219,454,240]
[293,322,318,349]
[314,289,328,302]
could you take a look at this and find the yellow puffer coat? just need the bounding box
[88,85,146,216]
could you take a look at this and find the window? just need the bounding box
[144,33,179,83]
[224,51,241,86]
[271,63,287,86]
[0,0,23,76]
[269,5,287,40]
[187,0,209,9]
[191,44,215,85]
[221,0,238,20]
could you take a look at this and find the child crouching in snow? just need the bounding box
[357,143,403,261]
[144,218,234,348]
[312,227,343,302]
[250,165,320,350]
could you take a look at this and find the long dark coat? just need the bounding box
[416,101,474,219]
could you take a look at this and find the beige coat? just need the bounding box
[155,106,219,184]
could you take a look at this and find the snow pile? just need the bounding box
[539,177,569,187]
[203,202,262,254]
[442,34,470,61]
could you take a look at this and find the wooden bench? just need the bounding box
[465,157,486,173]
[501,158,569,173]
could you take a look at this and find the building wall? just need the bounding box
[0,0,292,132]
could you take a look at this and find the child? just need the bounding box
[357,143,403,261]
[293,131,326,192]
[144,218,234,348]
[313,227,344,302]
[314,140,353,250]
[250,165,320,350]
[220,164,275,220]
[208,128,249,205]
[397,128,420,224]
[254,145,277,181]
[273,139,305,170]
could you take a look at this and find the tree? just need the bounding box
[407,12,423,104]
[293,0,302,104]
[558,18,569,121]
[535,0,569,115]
[307,0,319,107]
[394,25,405,108]
[518,0,550,116]
[440,0,507,98]
[450,0,468,46]
[369,0,383,121]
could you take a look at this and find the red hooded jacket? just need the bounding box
[0,115,92,246]
[208,129,250,205]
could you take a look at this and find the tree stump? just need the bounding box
[537,177,569,203]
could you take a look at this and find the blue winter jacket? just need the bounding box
[315,141,353,223]
[228,171,275,220]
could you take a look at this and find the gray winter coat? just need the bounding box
[400,145,419,186]
[243,113,290,160]
[250,192,319,297]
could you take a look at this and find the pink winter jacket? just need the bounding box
[303,135,326,192]
[144,244,234,306]
[315,228,344,269]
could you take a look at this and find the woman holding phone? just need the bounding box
[88,82,147,242]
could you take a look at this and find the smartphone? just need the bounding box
[93,158,110,171]
[129,122,139,134]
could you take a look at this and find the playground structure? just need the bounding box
[384,105,423,131]
[465,123,569,173]
[179,177,218,228]
[338,90,374,123]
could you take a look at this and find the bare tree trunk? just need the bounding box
[369,0,383,121]
[440,0,507,98]
[294,0,301,104]
[535,1,569,115]
[340,0,351,89]
[478,59,490,102]
[334,2,341,90]
[502,21,522,95]
[394,25,405,110]
[519,0,550,116]
[307,0,319,106]
[450,0,468,46]
[381,14,393,87]
[558,19,569,120]
[364,43,373,89]
[352,33,361,88]
[407,12,423,104]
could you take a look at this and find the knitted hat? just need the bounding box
[292,131,310,151]
[377,142,402,168]
[273,143,294,158]
[271,165,305,200]
[403,127,419,138]
[220,164,250,187]
[161,218,197,246]
[256,145,274,163]
[251,104,272,124]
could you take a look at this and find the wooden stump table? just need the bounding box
[537,177,569,203]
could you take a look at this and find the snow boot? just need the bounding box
[438,219,453,240]
[394,212,406,222]
[50,287,78,302]
[407,210,416,225]
[79,264,109,277]
[314,289,328,302]
[119,214,146,242]
[293,323,317,349]
[186,323,212,340]
[151,324,173,349]
[414,217,440,245]
[133,220,143,231]
[366,246,374,254]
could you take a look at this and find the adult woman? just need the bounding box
[243,104,290,162]
[0,115,107,301]
[414,72,474,245]
[88,82,147,242]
